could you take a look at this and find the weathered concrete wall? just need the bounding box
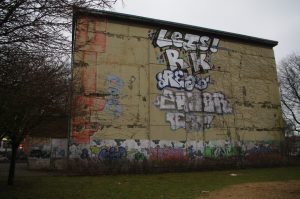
[70,13,283,163]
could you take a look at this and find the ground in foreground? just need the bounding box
[200,180,300,199]
[0,166,300,199]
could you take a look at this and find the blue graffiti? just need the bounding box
[105,98,122,117]
[246,144,272,155]
[80,148,90,159]
[106,75,124,96]
[105,75,124,117]
[98,146,127,161]
[187,146,203,160]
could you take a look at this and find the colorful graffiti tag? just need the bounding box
[69,18,281,167]
[68,139,278,162]
[98,146,127,160]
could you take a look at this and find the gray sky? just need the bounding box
[113,0,300,64]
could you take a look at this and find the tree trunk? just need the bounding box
[7,141,18,185]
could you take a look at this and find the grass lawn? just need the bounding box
[1,166,300,199]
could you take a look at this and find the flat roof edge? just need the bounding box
[73,7,278,47]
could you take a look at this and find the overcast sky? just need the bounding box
[112,0,300,64]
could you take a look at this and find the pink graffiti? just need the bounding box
[149,147,187,161]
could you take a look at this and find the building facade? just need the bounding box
[70,9,283,163]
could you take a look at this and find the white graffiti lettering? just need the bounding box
[155,29,172,47]
[166,112,185,130]
[186,114,214,130]
[155,89,176,110]
[189,52,211,72]
[163,49,212,73]
[166,112,214,131]
[156,70,210,91]
[199,36,210,51]
[154,29,220,53]
[210,38,220,53]
[171,32,183,47]
[155,89,232,114]
[152,28,232,132]
[156,70,184,89]
[165,49,189,71]
[183,34,200,51]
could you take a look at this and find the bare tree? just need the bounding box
[0,0,119,185]
[0,0,117,56]
[0,47,70,185]
[279,54,300,135]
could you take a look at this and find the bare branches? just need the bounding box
[0,0,118,56]
[0,0,118,185]
[279,54,300,134]
[0,0,118,139]
[0,46,70,141]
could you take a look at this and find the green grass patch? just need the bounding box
[1,166,300,199]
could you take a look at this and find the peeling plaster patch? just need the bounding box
[71,96,106,144]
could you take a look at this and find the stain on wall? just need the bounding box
[71,11,283,165]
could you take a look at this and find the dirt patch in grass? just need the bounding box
[200,180,300,199]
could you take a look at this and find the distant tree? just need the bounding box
[279,54,300,135]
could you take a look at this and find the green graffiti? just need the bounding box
[204,145,239,158]
[90,146,100,155]
[134,152,146,161]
